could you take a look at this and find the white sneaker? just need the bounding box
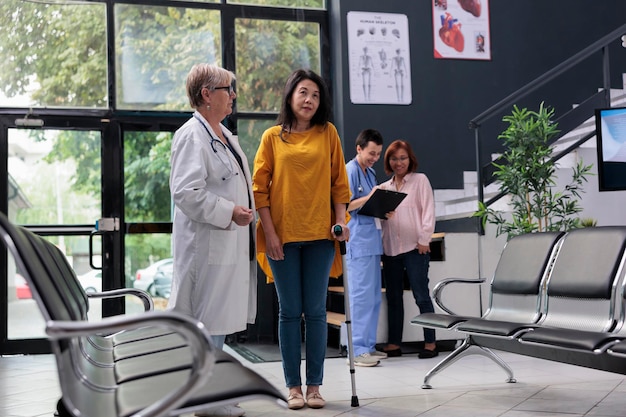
[349,353,380,367]
[195,404,246,417]
[370,350,388,359]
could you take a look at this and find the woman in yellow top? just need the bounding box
[253,69,350,410]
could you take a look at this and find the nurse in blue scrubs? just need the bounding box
[345,129,386,367]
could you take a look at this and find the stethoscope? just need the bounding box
[194,115,239,181]
[356,159,376,195]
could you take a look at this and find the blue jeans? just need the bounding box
[382,249,436,345]
[267,240,335,388]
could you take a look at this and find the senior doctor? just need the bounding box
[168,63,256,363]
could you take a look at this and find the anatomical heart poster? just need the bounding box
[347,11,412,105]
[432,0,491,60]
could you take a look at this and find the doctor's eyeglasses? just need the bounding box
[212,85,235,95]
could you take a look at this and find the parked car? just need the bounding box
[77,270,102,293]
[15,274,32,299]
[133,258,173,296]
[152,261,173,299]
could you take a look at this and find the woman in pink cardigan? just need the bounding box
[380,140,438,359]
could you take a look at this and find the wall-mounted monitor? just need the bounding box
[595,106,626,191]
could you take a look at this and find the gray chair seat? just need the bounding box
[411,312,475,329]
[110,327,175,346]
[114,347,238,383]
[455,318,536,338]
[519,327,621,352]
[116,362,285,417]
[112,333,188,361]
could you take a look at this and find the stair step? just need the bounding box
[326,311,345,327]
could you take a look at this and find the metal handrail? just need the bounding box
[470,23,626,129]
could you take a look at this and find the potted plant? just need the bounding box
[475,102,593,239]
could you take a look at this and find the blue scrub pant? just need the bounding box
[267,240,335,388]
[382,249,436,345]
[346,255,382,356]
[210,335,226,349]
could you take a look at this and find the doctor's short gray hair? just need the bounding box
[186,64,236,109]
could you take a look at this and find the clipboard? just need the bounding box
[358,188,407,218]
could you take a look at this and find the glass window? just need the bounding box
[8,129,101,225]
[7,234,97,338]
[7,256,46,340]
[227,0,325,9]
[235,18,321,113]
[0,0,107,108]
[124,131,173,223]
[237,118,276,173]
[124,128,173,310]
[115,4,221,111]
[126,234,173,311]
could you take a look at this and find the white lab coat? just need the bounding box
[168,111,257,335]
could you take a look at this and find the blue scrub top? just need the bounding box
[345,158,383,259]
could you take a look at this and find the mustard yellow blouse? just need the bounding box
[253,123,351,279]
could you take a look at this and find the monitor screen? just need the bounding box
[595,106,626,191]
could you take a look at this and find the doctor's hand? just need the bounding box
[232,206,254,226]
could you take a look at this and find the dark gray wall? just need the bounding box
[329,0,626,190]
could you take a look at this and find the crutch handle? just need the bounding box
[333,225,347,255]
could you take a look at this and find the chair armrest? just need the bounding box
[433,277,485,315]
[46,311,214,417]
[87,287,154,311]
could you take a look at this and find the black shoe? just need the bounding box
[384,348,402,357]
[418,348,438,359]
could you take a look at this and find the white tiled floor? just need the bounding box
[3,346,626,416]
